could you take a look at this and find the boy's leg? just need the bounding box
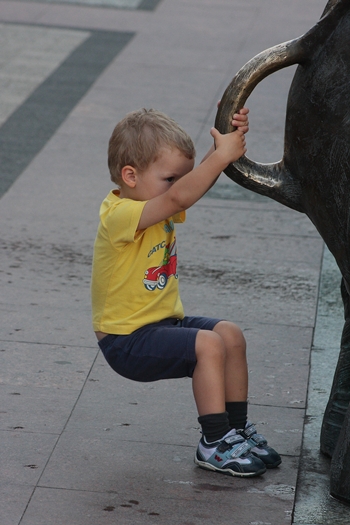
[192,329,226,416]
[213,321,249,430]
[192,321,248,428]
[193,320,281,471]
[192,329,232,443]
[192,326,266,477]
[213,320,248,402]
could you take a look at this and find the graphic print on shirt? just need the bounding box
[143,238,178,291]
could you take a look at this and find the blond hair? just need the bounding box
[108,108,196,185]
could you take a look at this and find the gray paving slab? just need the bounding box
[0,483,35,525]
[35,435,296,525]
[0,341,97,387]
[0,383,81,433]
[1,307,94,346]
[242,323,313,409]
[2,430,58,485]
[19,474,296,525]
[0,0,347,523]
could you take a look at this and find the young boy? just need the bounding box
[91,107,281,478]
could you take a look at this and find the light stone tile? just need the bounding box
[0,24,89,126]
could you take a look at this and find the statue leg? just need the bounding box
[321,278,350,457]
[330,401,350,504]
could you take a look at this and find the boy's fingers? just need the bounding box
[233,121,249,129]
[232,116,249,134]
[232,115,249,123]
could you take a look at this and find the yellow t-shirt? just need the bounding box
[91,190,185,334]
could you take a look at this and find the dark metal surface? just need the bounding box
[215,0,350,503]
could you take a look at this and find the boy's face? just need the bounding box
[123,147,194,201]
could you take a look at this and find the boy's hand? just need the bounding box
[210,127,246,165]
[200,107,249,165]
[232,107,249,134]
[217,102,249,134]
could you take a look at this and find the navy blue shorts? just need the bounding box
[98,316,221,382]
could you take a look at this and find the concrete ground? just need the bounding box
[0,0,349,523]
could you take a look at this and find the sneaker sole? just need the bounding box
[194,454,266,478]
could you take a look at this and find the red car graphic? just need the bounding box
[143,241,178,291]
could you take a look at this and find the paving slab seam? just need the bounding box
[0,338,98,348]
[21,349,102,511]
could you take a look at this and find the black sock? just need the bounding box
[225,401,248,430]
[198,412,230,443]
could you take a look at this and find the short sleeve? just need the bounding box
[101,198,147,246]
[173,211,186,224]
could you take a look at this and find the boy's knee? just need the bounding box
[195,330,226,361]
[214,320,246,349]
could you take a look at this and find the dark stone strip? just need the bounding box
[0,29,134,198]
[14,0,162,10]
[138,0,162,10]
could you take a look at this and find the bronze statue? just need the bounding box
[215,0,350,504]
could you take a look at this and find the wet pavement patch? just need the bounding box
[195,483,233,492]
[0,27,134,198]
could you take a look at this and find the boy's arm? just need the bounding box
[138,127,246,230]
[198,107,250,198]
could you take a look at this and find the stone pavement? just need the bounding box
[0,0,349,523]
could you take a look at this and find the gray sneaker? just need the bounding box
[237,421,282,469]
[195,429,267,477]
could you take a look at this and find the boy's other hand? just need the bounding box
[210,127,247,165]
[232,107,249,134]
[217,102,249,134]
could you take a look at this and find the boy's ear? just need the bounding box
[121,165,137,188]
